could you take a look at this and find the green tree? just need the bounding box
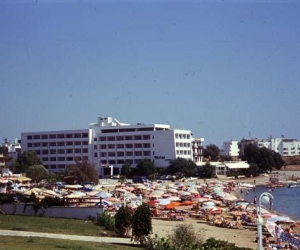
[114,205,133,236]
[134,159,157,178]
[26,165,49,183]
[243,144,283,173]
[131,203,152,245]
[167,158,197,177]
[203,144,220,161]
[121,163,132,178]
[15,151,42,174]
[67,159,99,185]
[0,146,8,156]
[197,162,215,179]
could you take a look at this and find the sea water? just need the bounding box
[243,186,300,220]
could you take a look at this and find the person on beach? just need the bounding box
[253,195,257,205]
[275,221,282,246]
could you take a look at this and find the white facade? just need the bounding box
[21,129,89,172]
[89,116,195,176]
[256,138,300,156]
[1,138,22,160]
[21,116,201,176]
[221,141,239,157]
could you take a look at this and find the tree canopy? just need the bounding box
[167,158,198,177]
[26,165,49,183]
[15,151,42,173]
[134,159,157,177]
[202,144,220,161]
[243,144,283,172]
[67,159,99,185]
[197,162,215,179]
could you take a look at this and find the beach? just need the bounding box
[100,170,300,249]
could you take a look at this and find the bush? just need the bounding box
[0,193,15,204]
[199,237,253,250]
[167,223,205,250]
[114,205,132,236]
[131,203,152,245]
[97,212,115,231]
[144,234,175,250]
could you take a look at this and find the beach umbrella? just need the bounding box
[167,196,181,201]
[168,188,178,194]
[178,191,191,196]
[149,193,162,198]
[188,188,199,194]
[65,191,86,198]
[181,200,195,206]
[115,188,127,192]
[42,189,62,198]
[157,199,171,206]
[94,192,112,199]
[267,215,295,224]
[164,202,182,210]
[125,192,138,199]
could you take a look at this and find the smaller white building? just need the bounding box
[221,141,239,157]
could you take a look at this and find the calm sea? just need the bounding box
[242,185,300,220]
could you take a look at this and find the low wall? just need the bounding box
[0,204,104,220]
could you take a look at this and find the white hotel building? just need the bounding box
[21,116,204,176]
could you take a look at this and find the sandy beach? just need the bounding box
[101,170,300,249]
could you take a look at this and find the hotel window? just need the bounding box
[83,148,88,153]
[27,143,32,147]
[94,145,97,149]
[42,142,48,147]
[108,152,115,157]
[58,165,65,169]
[108,144,115,149]
[117,152,124,157]
[75,149,81,153]
[74,133,81,138]
[33,143,40,147]
[135,151,142,156]
[50,157,56,161]
[134,135,142,140]
[94,137,97,141]
[144,151,151,156]
[100,145,107,149]
[42,157,48,162]
[101,152,107,157]
[126,159,133,164]
[66,134,73,138]
[82,141,88,145]
[126,151,133,156]
[100,136,107,141]
[57,134,65,139]
[94,153,98,157]
[33,135,40,139]
[125,136,132,140]
[27,135,32,140]
[187,134,190,139]
[50,142,56,147]
[42,150,48,154]
[57,142,64,146]
[50,149,56,154]
[143,135,151,140]
[82,133,88,138]
[109,160,115,164]
[41,135,48,139]
[126,144,133,148]
[108,136,115,141]
[58,157,65,161]
[66,141,73,146]
[135,143,142,148]
[117,144,124,149]
[67,157,73,161]
[101,160,107,165]
[74,141,81,146]
[143,143,151,148]
[118,160,125,164]
[66,149,73,154]
[116,136,124,141]
[175,134,178,139]
[135,159,142,164]
[35,150,40,155]
[58,149,65,154]
[49,134,56,139]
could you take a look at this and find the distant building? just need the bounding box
[221,140,239,157]
[21,116,204,176]
[1,138,22,160]
[239,137,300,157]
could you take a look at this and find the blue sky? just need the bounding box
[1,0,300,147]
